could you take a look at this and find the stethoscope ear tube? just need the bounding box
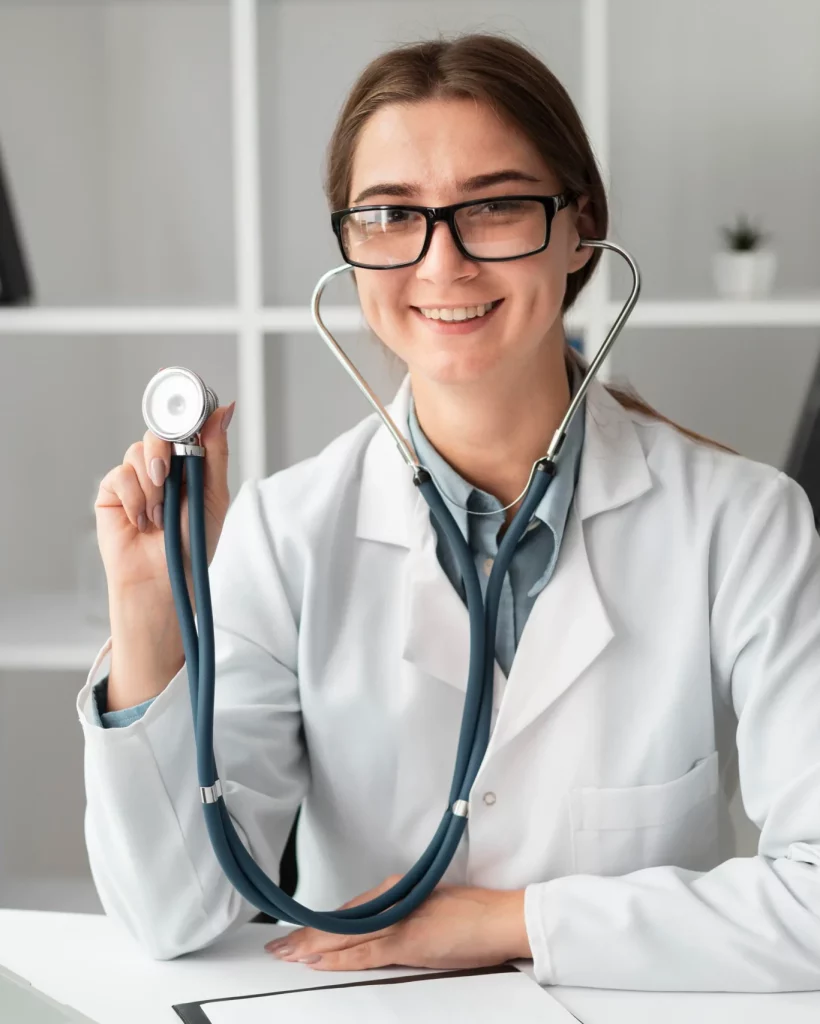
[310,238,642,473]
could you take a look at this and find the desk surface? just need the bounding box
[0,910,818,1024]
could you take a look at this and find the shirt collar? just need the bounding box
[406,355,586,546]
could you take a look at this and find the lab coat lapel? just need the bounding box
[356,375,506,707]
[400,486,507,712]
[485,379,655,757]
[481,499,612,760]
[355,373,654,741]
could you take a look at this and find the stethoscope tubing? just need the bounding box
[163,448,552,930]
[161,236,640,932]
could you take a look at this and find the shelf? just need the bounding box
[260,306,365,332]
[0,308,241,335]
[610,296,820,328]
[0,594,108,672]
[1,299,819,337]
[0,305,375,335]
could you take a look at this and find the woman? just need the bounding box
[79,34,820,991]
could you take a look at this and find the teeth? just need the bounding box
[418,301,496,320]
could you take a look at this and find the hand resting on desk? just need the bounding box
[263,874,531,973]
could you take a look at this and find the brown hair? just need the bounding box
[324,32,735,455]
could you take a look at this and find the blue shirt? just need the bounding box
[93,360,585,723]
[405,360,585,677]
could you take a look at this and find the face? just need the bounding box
[345,96,592,388]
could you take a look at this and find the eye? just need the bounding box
[354,208,415,233]
[467,199,525,218]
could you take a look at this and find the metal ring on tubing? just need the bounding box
[163,237,641,931]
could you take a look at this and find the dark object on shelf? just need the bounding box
[0,141,33,305]
[251,807,300,924]
[784,341,820,530]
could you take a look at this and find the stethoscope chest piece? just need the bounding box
[142,366,219,444]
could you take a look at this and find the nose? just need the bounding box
[416,220,478,285]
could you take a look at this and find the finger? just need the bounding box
[271,920,397,960]
[338,873,403,911]
[266,875,402,956]
[142,428,173,517]
[97,463,149,532]
[124,439,164,531]
[198,401,234,515]
[307,937,396,972]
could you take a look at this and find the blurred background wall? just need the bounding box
[0,0,817,911]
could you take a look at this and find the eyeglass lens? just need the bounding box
[340,198,549,267]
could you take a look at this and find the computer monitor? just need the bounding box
[783,342,820,529]
[0,140,33,305]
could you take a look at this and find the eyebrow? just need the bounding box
[350,169,543,206]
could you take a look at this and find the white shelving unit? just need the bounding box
[0,0,815,910]
[1,0,817,508]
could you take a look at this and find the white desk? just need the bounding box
[0,910,818,1023]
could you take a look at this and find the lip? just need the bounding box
[411,299,504,334]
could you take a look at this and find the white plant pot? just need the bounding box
[712,249,777,299]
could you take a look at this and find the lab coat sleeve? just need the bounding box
[76,478,309,960]
[524,470,820,991]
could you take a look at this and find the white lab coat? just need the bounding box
[77,373,820,991]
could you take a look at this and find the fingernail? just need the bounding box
[152,503,164,529]
[268,944,292,957]
[221,402,236,433]
[298,954,322,964]
[137,512,147,532]
[150,458,167,488]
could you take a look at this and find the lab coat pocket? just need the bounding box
[568,750,720,876]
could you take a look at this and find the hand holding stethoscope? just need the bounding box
[94,376,235,675]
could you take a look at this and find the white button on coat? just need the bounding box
[76,373,820,992]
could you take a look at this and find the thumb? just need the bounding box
[197,401,235,507]
[336,874,403,911]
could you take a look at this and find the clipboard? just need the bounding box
[172,962,581,1023]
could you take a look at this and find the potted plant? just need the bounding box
[712,214,777,299]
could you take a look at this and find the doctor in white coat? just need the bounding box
[79,33,820,992]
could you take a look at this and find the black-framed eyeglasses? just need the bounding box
[330,191,579,270]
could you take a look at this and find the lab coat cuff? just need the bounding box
[95,675,157,728]
[90,678,106,727]
[77,637,114,728]
[76,636,186,734]
[524,882,556,986]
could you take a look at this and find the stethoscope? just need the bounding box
[140,238,641,932]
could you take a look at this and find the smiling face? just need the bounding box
[346,96,592,388]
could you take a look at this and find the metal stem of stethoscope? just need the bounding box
[146,238,641,933]
[310,238,642,513]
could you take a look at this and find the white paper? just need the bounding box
[200,970,577,1023]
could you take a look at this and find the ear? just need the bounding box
[567,194,595,273]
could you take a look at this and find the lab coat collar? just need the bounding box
[355,371,653,758]
[356,370,653,546]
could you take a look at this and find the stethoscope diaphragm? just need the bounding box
[142,366,219,443]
